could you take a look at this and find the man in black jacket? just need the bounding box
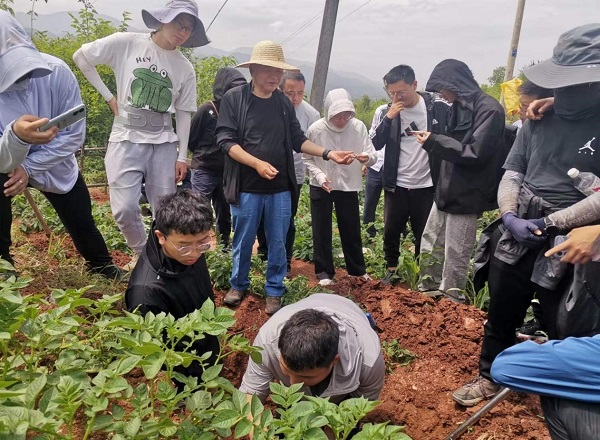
[414,59,508,303]
[189,67,247,250]
[125,190,219,386]
[369,64,450,284]
[215,40,353,315]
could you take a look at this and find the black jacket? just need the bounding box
[125,225,219,379]
[423,59,508,214]
[370,92,450,191]
[215,83,307,205]
[189,68,247,172]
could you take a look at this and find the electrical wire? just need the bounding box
[206,0,230,32]
[279,11,323,45]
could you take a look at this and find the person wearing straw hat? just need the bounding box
[216,40,355,315]
[73,0,209,271]
[453,23,600,408]
[0,11,123,279]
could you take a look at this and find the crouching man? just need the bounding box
[125,190,220,387]
[240,293,385,404]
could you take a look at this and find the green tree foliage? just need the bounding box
[0,0,14,15]
[353,95,387,129]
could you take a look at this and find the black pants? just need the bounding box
[257,183,301,266]
[362,167,383,238]
[310,186,366,277]
[479,225,568,379]
[383,185,434,267]
[541,396,600,440]
[0,172,113,270]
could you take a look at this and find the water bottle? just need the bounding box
[568,168,600,196]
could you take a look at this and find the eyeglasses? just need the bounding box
[330,112,353,122]
[173,19,195,35]
[165,237,211,256]
[384,87,411,98]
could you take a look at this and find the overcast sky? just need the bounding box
[15,0,600,85]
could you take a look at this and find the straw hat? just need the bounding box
[236,41,298,71]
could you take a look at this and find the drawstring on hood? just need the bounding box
[324,88,356,132]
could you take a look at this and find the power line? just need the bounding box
[206,0,229,32]
[288,0,374,56]
[280,11,323,45]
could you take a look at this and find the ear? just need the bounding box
[331,354,341,367]
[413,80,418,89]
[155,230,166,246]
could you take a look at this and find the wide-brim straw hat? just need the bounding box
[236,40,299,71]
[525,23,600,89]
[142,0,210,48]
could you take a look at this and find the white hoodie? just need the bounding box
[304,88,377,192]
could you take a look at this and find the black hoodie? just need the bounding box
[423,59,508,214]
[125,225,220,379]
[190,68,247,172]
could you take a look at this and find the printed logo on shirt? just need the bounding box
[401,121,421,137]
[128,64,173,112]
[432,118,438,125]
[579,137,597,155]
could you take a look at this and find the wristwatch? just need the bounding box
[544,217,560,236]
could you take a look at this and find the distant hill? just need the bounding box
[17,11,386,100]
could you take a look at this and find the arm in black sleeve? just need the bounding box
[215,93,240,155]
[369,105,391,151]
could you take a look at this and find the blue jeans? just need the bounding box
[191,169,231,247]
[230,191,291,297]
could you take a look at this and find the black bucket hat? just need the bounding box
[525,23,600,89]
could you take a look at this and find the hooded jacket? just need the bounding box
[423,59,508,214]
[189,68,247,172]
[304,89,377,192]
[0,12,84,193]
[215,82,307,205]
[370,92,450,192]
[239,293,385,404]
[125,225,220,377]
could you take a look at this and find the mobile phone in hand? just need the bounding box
[39,104,86,131]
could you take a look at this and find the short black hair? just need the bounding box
[383,65,416,86]
[278,309,339,371]
[518,80,552,99]
[280,71,306,89]
[155,190,213,236]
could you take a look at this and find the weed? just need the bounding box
[382,339,417,374]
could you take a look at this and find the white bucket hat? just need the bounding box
[0,11,52,93]
[142,0,210,48]
[236,41,298,71]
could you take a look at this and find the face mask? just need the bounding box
[554,83,600,120]
[4,77,29,92]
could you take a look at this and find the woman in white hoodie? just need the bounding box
[304,89,378,286]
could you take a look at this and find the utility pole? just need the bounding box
[503,0,526,81]
[310,0,339,113]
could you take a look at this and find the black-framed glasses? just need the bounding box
[383,87,410,98]
[165,237,211,256]
[173,19,194,35]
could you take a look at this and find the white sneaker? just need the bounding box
[318,278,334,286]
[121,253,140,272]
[360,274,372,281]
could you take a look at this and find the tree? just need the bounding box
[28,0,48,35]
[0,0,14,15]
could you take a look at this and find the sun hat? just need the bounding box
[236,41,299,71]
[142,0,210,48]
[0,11,52,93]
[525,23,600,89]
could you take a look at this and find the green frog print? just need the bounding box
[129,64,173,112]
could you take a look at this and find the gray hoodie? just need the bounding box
[239,293,385,403]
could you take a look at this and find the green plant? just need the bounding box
[382,339,417,374]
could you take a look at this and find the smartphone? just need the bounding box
[39,104,86,132]
[408,130,426,136]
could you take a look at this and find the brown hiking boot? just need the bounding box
[452,375,502,407]
[265,296,283,315]
[224,288,247,306]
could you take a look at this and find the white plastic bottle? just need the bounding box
[568,168,600,196]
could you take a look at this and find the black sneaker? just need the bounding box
[91,264,130,282]
[516,319,548,343]
[380,270,397,285]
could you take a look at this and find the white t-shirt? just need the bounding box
[79,32,197,144]
[397,96,432,188]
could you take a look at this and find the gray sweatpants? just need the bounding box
[105,140,177,254]
[418,202,478,293]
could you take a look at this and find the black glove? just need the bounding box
[502,212,546,248]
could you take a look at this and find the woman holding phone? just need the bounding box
[73,0,209,270]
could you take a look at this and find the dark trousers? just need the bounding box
[362,167,383,238]
[0,174,13,264]
[0,172,113,270]
[257,183,301,267]
[383,185,434,267]
[479,225,568,379]
[310,186,366,277]
[541,396,600,440]
[190,169,231,247]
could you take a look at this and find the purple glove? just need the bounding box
[502,213,546,248]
